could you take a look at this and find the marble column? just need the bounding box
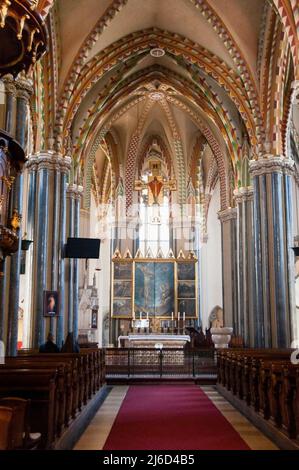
[218,208,238,331]
[56,157,72,347]
[50,166,60,334]
[32,155,51,348]
[0,76,16,343]
[66,184,82,336]
[250,156,295,347]
[26,154,71,348]
[66,186,75,334]
[234,187,254,345]
[7,78,32,356]
[73,186,82,339]
[2,74,16,135]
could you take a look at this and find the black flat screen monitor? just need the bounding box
[292,246,299,257]
[65,238,100,259]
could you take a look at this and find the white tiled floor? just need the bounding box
[202,387,278,450]
[74,386,129,450]
[74,385,278,450]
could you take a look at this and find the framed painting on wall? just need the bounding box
[113,298,132,316]
[43,290,59,317]
[178,298,196,317]
[178,281,196,298]
[114,262,132,280]
[177,262,196,281]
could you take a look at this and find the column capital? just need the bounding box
[233,186,254,204]
[26,153,72,173]
[218,207,237,223]
[15,77,33,101]
[66,184,83,200]
[249,156,294,178]
[2,74,17,97]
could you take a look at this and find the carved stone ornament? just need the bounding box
[249,156,294,178]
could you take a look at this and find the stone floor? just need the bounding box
[74,385,278,450]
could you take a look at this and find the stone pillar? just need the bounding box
[218,208,238,331]
[56,157,71,347]
[73,186,82,339]
[234,187,254,345]
[250,156,295,347]
[7,78,32,356]
[31,155,51,348]
[26,154,71,348]
[66,185,75,334]
[66,184,82,336]
[50,166,61,334]
[2,74,16,135]
[0,76,16,343]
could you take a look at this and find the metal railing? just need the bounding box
[106,348,216,378]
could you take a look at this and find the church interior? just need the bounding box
[0,0,299,453]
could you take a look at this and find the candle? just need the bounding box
[171,311,173,321]
[133,311,135,320]
[147,312,149,320]
[140,311,142,320]
[178,312,180,321]
[183,312,186,321]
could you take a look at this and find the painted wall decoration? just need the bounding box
[134,261,175,317]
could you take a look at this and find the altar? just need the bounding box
[118,334,190,349]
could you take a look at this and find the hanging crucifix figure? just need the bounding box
[134,160,177,207]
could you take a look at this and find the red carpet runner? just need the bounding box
[103,385,250,450]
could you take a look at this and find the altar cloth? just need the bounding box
[117,334,190,348]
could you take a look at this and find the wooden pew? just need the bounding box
[217,348,299,442]
[0,406,14,450]
[0,369,57,448]
[1,359,71,435]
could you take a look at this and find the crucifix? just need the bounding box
[134,161,177,206]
